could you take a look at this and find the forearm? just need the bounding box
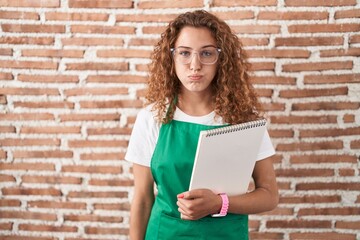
[228,186,279,215]
[129,196,154,240]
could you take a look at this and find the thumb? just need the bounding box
[177,190,202,199]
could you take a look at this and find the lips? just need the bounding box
[188,74,203,80]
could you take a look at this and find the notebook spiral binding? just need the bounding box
[205,119,267,137]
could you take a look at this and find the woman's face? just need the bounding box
[173,26,218,96]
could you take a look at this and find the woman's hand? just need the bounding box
[176,189,222,220]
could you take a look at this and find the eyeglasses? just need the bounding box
[170,46,221,65]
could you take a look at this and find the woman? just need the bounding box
[125,10,279,240]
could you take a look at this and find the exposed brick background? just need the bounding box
[0,0,359,239]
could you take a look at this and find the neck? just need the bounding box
[177,91,214,116]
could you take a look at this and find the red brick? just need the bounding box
[288,24,360,33]
[268,129,294,138]
[19,224,77,233]
[13,150,73,159]
[343,114,355,123]
[0,174,15,182]
[87,127,132,135]
[62,165,122,174]
[290,232,356,240]
[275,37,343,46]
[0,72,13,80]
[0,36,54,45]
[279,87,348,98]
[0,0,59,7]
[232,25,280,34]
[304,74,360,84]
[258,11,328,20]
[89,178,133,186]
[80,100,143,109]
[336,221,360,230]
[276,168,334,177]
[320,48,360,57]
[20,126,80,134]
[80,152,125,161]
[59,113,120,122]
[22,175,82,184]
[296,182,360,191]
[211,0,277,6]
[250,62,275,71]
[67,191,127,198]
[94,202,129,211]
[22,49,84,58]
[241,38,270,46]
[267,220,331,228]
[298,207,359,216]
[292,102,360,111]
[0,87,59,95]
[0,199,21,207]
[212,11,254,20]
[276,140,343,151]
[350,140,360,149]
[14,101,74,109]
[66,62,128,71]
[251,76,296,85]
[262,103,286,111]
[2,24,65,33]
[129,37,159,47]
[271,115,338,124]
[0,138,60,147]
[0,48,12,56]
[69,0,133,8]
[64,87,128,96]
[85,226,128,235]
[0,11,39,20]
[0,211,57,221]
[0,163,55,171]
[64,214,123,223]
[339,168,355,176]
[142,26,166,34]
[97,49,151,58]
[2,187,61,196]
[290,154,357,164]
[28,200,86,209]
[0,113,54,121]
[0,222,12,230]
[116,13,178,22]
[71,25,135,34]
[62,37,124,46]
[282,61,353,72]
[250,232,284,240]
[350,34,360,44]
[67,140,128,148]
[87,75,147,83]
[45,12,109,21]
[0,236,55,240]
[248,49,310,58]
[18,74,79,83]
[300,127,360,138]
[0,95,7,104]
[138,0,202,8]
[335,9,360,19]
[285,0,356,6]
[280,195,341,204]
[0,60,58,70]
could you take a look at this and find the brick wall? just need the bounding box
[0,0,359,239]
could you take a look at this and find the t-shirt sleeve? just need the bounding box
[256,130,275,161]
[124,107,159,167]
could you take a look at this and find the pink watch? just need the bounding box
[211,193,229,217]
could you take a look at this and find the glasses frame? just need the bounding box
[170,47,221,65]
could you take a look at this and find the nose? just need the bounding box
[190,52,201,71]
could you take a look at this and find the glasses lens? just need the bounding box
[173,47,219,65]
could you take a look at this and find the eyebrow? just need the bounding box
[176,45,217,49]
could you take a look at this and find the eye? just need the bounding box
[201,50,214,57]
[178,50,191,57]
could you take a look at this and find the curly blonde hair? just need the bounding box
[145,10,263,124]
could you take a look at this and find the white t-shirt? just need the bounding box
[125,104,275,167]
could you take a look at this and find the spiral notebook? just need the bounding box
[189,119,267,196]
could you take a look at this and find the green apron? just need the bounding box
[145,119,248,240]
